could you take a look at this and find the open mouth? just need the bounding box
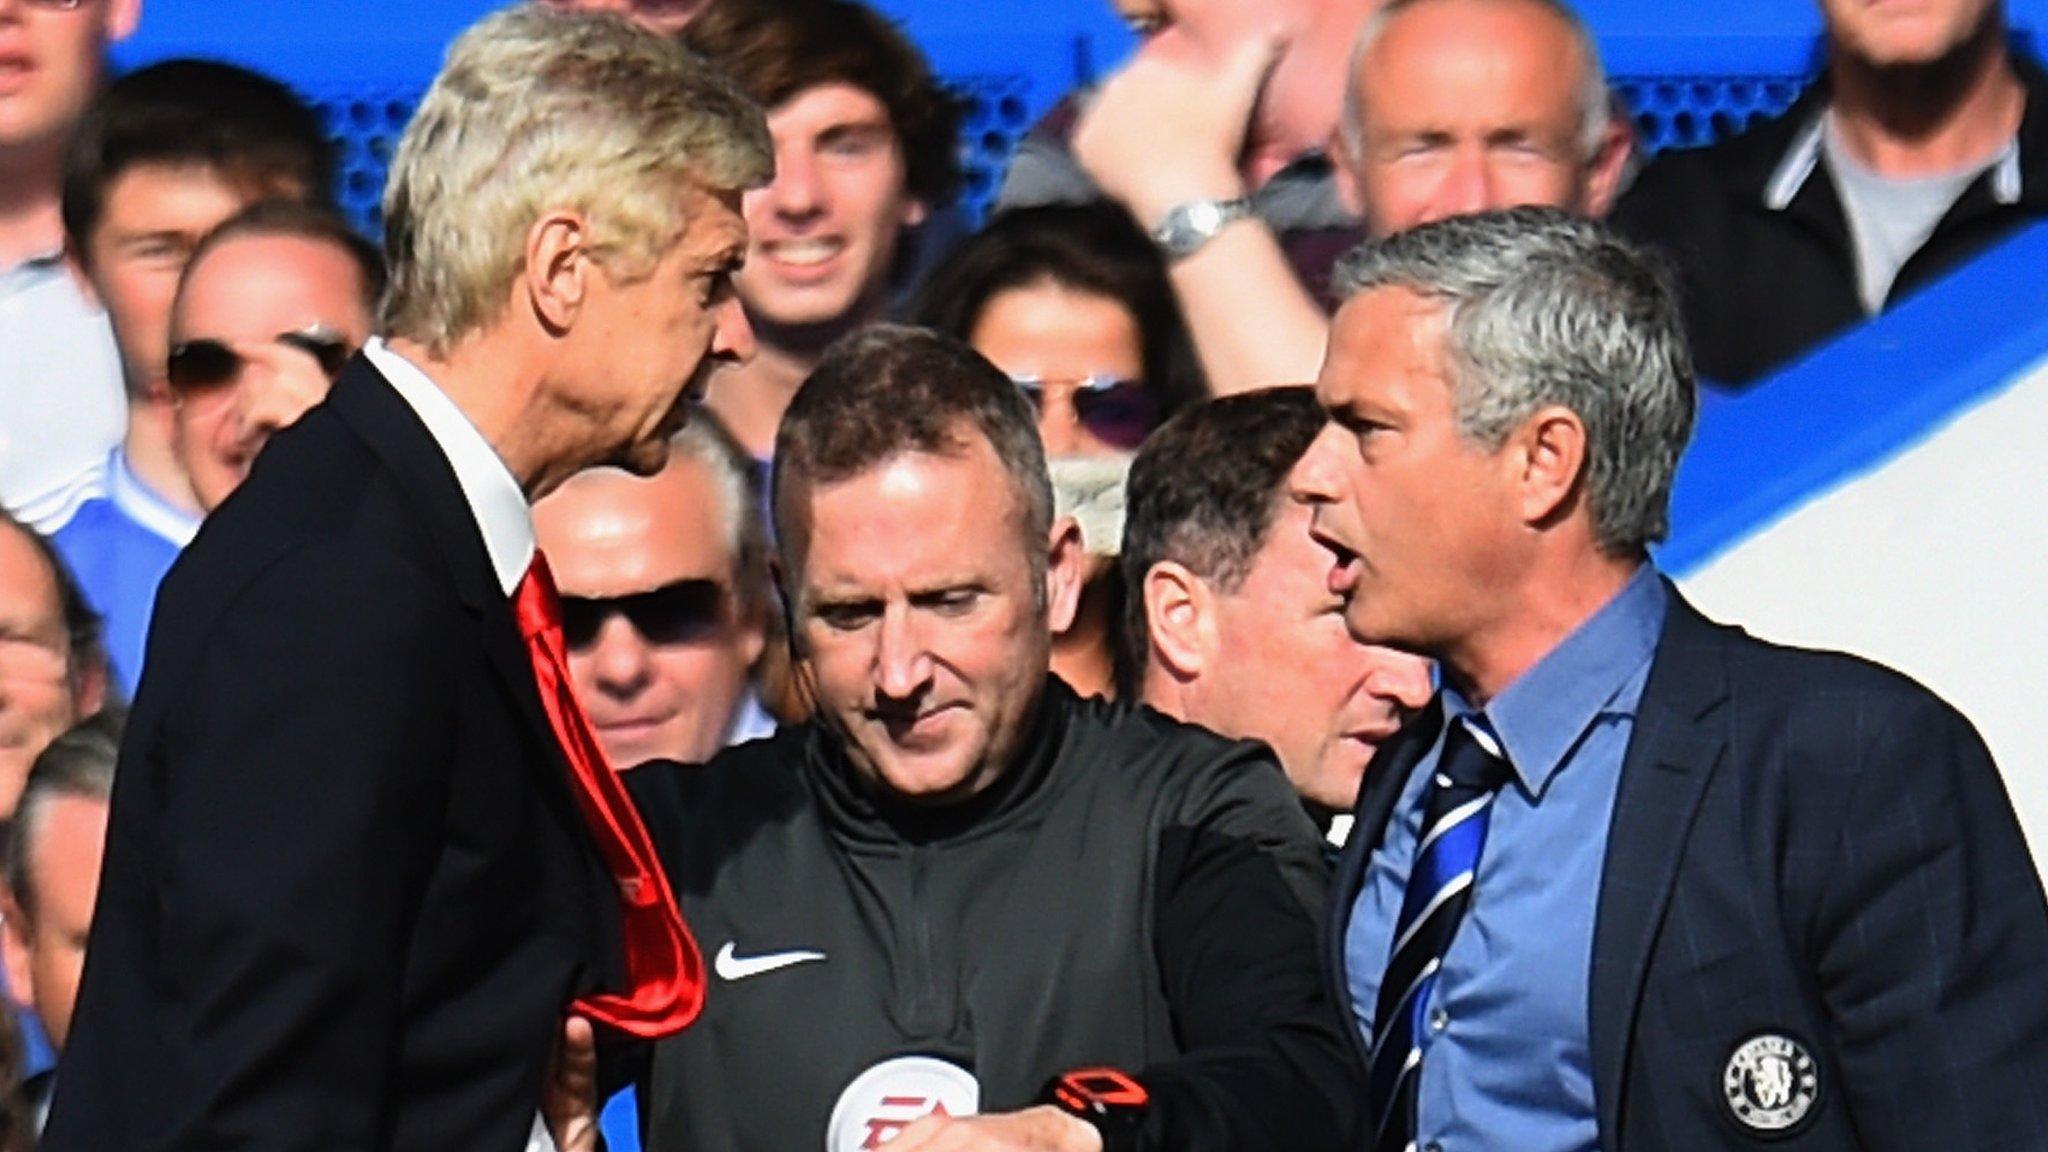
[761,237,845,275]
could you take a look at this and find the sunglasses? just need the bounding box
[558,578,731,651]
[167,328,354,394]
[1009,374,1159,451]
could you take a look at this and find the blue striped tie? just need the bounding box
[1367,716,1513,1152]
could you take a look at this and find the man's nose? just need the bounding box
[710,295,756,364]
[873,606,933,701]
[1289,422,1348,505]
[583,615,656,697]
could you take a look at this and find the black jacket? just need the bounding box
[1327,589,2048,1150]
[623,679,1361,1151]
[1613,55,2048,389]
[45,362,627,1151]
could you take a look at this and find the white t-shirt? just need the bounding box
[0,252,127,530]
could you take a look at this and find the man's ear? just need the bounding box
[1331,127,1364,218]
[104,0,142,43]
[1141,561,1214,680]
[901,195,929,230]
[1582,97,1637,217]
[72,660,108,726]
[1044,517,1087,635]
[523,210,593,337]
[1,887,34,1013]
[1511,405,1588,528]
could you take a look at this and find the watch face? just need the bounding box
[1186,201,1224,233]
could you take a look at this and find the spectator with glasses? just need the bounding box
[167,202,381,517]
[46,60,333,698]
[912,203,1203,698]
[532,413,777,773]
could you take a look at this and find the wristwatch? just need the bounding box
[1150,196,1252,261]
[1042,1067,1149,1152]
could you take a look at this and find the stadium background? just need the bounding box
[113,0,2048,855]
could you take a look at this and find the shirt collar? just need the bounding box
[107,449,201,548]
[361,337,533,595]
[1448,565,1668,797]
[1767,107,2023,211]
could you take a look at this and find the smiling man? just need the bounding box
[43,10,770,1151]
[551,326,1360,1152]
[681,0,959,462]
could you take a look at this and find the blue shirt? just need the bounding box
[1345,566,1668,1152]
[50,451,200,700]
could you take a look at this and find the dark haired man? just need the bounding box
[0,0,139,529]
[46,60,334,697]
[549,326,1358,1152]
[1123,387,1431,841]
[682,0,962,461]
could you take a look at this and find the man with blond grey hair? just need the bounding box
[44,7,770,1151]
[1072,0,1629,393]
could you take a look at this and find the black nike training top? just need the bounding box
[620,677,1365,1151]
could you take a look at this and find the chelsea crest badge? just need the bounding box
[1722,1032,1820,1136]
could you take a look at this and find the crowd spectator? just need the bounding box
[47,60,334,699]
[1002,0,1373,314]
[681,0,962,463]
[532,416,777,771]
[0,513,105,821]
[42,9,771,1150]
[1121,387,1431,842]
[1615,0,2042,387]
[911,203,1202,698]
[550,0,706,35]
[167,201,382,516]
[0,0,137,531]
[547,326,1357,1152]
[1073,0,1628,393]
[1293,207,2048,1151]
[1,707,121,1138]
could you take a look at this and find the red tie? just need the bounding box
[513,551,704,1038]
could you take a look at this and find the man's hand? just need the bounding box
[1073,29,1280,227]
[540,1016,601,1152]
[883,1105,1104,1152]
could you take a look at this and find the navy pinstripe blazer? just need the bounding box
[1327,586,2048,1150]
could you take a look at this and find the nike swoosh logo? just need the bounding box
[714,940,827,981]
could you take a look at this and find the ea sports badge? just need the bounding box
[1722,1032,1819,1136]
[827,1055,980,1152]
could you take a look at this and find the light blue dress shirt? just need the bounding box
[1345,566,1668,1152]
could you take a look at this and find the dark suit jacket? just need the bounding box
[43,360,627,1151]
[1328,587,2048,1150]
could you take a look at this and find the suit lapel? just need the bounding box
[1589,588,1731,1149]
[324,361,581,817]
[1324,697,1445,1068]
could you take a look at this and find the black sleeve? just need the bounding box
[1136,748,1362,1152]
[96,546,458,1149]
[1800,689,2048,1149]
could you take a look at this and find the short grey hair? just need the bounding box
[7,708,121,924]
[669,413,770,621]
[1339,0,1612,163]
[381,3,772,355]
[1333,207,1695,555]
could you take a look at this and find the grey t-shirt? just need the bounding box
[1823,117,2009,313]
